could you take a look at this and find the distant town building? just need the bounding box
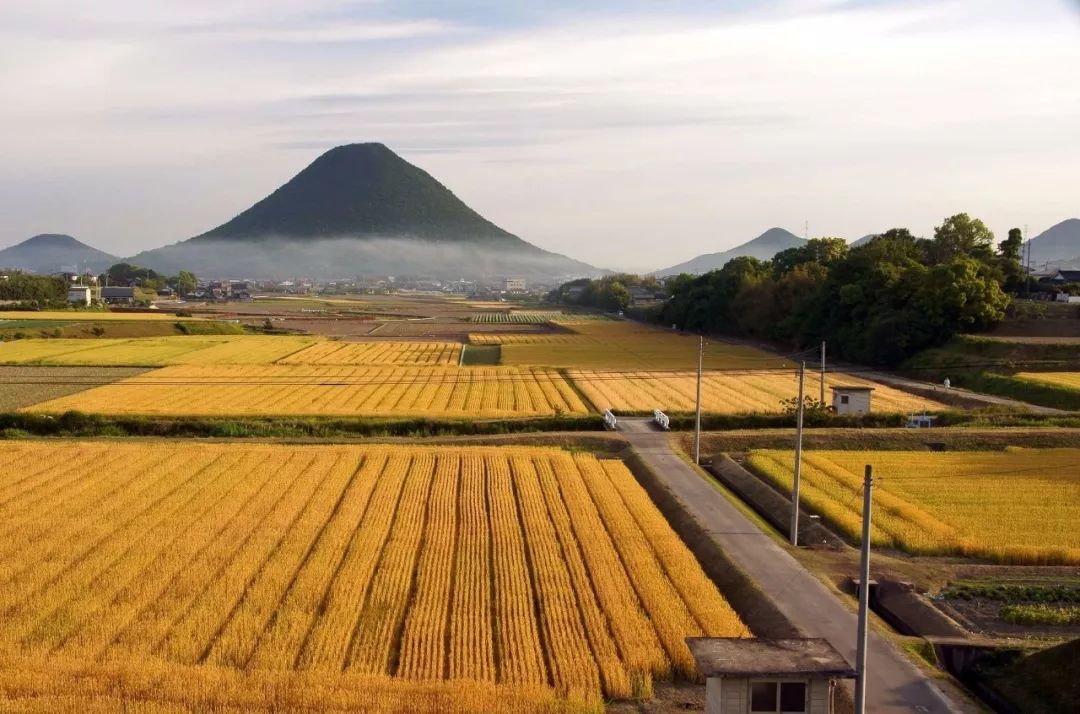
[100,286,135,305]
[504,276,527,292]
[564,284,587,300]
[1051,270,1080,283]
[67,286,92,305]
[628,286,668,305]
[831,386,873,416]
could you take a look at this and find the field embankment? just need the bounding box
[903,335,1080,410]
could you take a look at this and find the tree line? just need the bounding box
[661,213,1016,366]
[0,263,198,308]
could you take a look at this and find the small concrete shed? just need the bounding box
[830,386,873,416]
[687,638,856,714]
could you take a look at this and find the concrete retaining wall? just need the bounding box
[709,455,842,549]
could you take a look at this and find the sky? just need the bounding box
[1,0,1078,273]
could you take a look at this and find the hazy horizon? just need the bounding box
[2,0,1078,272]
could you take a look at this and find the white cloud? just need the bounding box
[0,0,1078,268]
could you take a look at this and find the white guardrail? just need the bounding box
[653,409,670,430]
[603,409,617,430]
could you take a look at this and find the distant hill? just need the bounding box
[1028,218,1080,268]
[850,234,877,248]
[0,234,117,274]
[131,143,597,280]
[653,227,804,276]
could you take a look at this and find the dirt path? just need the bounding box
[861,370,1065,415]
[618,417,964,714]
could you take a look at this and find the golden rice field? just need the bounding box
[484,322,794,370]
[471,333,583,345]
[747,449,1080,565]
[0,335,319,366]
[568,370,945,414]
[281,340,462,366]
[0,310,201,321]
[1015,372,1080,391]
[24,365,589,417]
[0,442,747,711]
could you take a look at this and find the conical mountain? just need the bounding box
[131,143,595,280]
[1028,218,1080,267]
[0,234,117,274]
[653,227,804,276]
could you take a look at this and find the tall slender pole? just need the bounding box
[790,362,805,546]
[819,341,826,406]
[855,464,874,714]
[693,335,703,465]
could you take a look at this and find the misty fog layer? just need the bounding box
[130,236,596,281]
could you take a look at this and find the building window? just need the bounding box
[840,395,850,405]
[750,680,807,713]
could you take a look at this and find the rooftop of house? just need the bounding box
[687,638,857,679]
[830,385,875,392]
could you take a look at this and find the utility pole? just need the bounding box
[1024,224,1033,298]
[693,335,703,465]
[790,361,805,546]
[854,464,874,714]
[819,341,826,406]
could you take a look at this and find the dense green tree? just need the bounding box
[772,237,848,276]
[0,274,67,306]
[102,262,160,286]
[997,227,1025,293]
[929,213,994,264]
[173,270,198,296]
[660,214,1010,367]
[999,228,1023,262]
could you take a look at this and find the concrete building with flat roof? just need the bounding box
[830,386,873,416]
[67,286,92,305]
[688,637,856,714]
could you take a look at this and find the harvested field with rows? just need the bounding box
[23,365,590,417]
[469,311,559,323]
[469,312,612,324]
[746,448,1080,564]
[568,369,945,414]
[489,323,793,370]
[0,311,201,321]
[281,341,462,366]
[0,365,148,410]
[0,335,318,366]
[0,442,747,709]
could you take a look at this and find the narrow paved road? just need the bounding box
[618,418,961,714]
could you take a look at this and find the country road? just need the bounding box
[617,417,963,714]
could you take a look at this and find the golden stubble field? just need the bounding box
[0,442,747,711]
[0,335,319,366]
[1015,372,1080,391]
[747,448,1080,564]
[24,365,589,417]
[474,322,795,370]
[569,369,946,414]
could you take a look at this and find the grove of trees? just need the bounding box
[548,274,659,312]
[661,213,1016,366]
[0,274,69,306]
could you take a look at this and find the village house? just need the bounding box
[100,286,135,305]
[67,285,92,305]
